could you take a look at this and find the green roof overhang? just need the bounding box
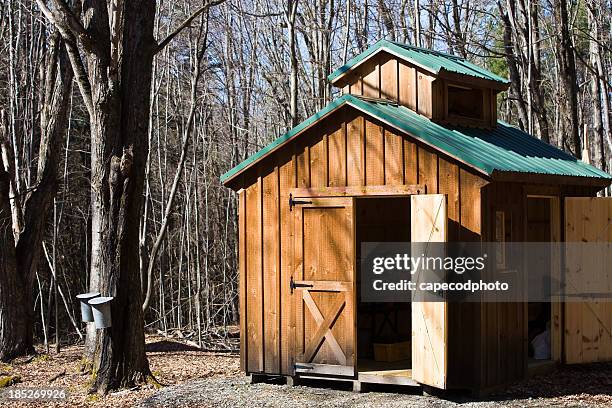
[221,95,612,188]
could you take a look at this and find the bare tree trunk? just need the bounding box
[587,5,606,171]
[16,30,73,318]
[287,0,299,127]
[588,0,612,161]
[38,0,224,393]
[414,0,421,46]
[342,0,350,63]
[498,2,528,130]
[90,0,156,393]
[377,0,395,41]
[0,28,72,361]
[554,0,581,155]
[142,33,206,312]
[0,146,31,362]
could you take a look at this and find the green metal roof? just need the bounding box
[221,94,611,185]
[328,39,510,85]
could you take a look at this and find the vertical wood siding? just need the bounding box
[262,166,279,373]
[472,183,597,389]
[341,51,497,127]
[278,151,295,377]
[237,106,489,377]
[477,182,525,389]
[233,48,602,388]
[345,52,435,118]
[245,177,263,372]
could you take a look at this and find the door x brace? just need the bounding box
[302,291,347,365]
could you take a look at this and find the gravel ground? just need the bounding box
[140,364,612,408]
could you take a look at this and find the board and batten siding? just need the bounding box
[339,50,497,127]
[341,52,437,118]
[475,182,597,390]
[233,105,487,378]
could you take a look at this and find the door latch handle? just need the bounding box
[290,276,313,293]
[295,363,314,371]
[289,193,312,211]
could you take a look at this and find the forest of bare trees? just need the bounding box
[0,0,611,393]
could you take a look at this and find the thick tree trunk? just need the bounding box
[38,0,218,392]
[0,169,32,361]
[87,0,155,393]
[0,31,72,361]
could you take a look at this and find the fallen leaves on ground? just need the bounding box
[0,335,239,408]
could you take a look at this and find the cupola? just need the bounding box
[328,40,510,129]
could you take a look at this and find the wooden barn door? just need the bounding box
[564,197,612,364]
[292,197,356,377]
[411,194,448,389]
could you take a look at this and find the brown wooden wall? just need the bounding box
[234,103,604,389]
[337,51,497,128]
[476,182,527,389]
[475,182,598,390]
[234,105,488,378]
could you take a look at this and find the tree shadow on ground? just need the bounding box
[439,362,612,403]
[493,362,612,399]
[145,340,201,353]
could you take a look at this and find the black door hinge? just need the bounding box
[290,276,314,294]
[289,193,312,211]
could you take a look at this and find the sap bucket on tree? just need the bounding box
[88,297,114,329]
[76,292,100,322]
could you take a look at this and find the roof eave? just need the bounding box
[437,68,510,91]
[491,169,612,188]
[222,95,612,190]
[222,95,495,187]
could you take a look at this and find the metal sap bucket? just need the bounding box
[88,296,114,329]
[76,292,100,322]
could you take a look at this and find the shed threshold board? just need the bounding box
[527,358,557,378]
[357,359,418,386]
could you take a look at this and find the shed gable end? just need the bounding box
[331,41,510,129]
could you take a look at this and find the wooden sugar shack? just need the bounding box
[221,39,612,393]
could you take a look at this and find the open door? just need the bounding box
[411,194,448,389]
[564,197,612,364]
[292,197,356,377]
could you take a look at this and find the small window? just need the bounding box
[447,84,483,120]
[495,210,513,270]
